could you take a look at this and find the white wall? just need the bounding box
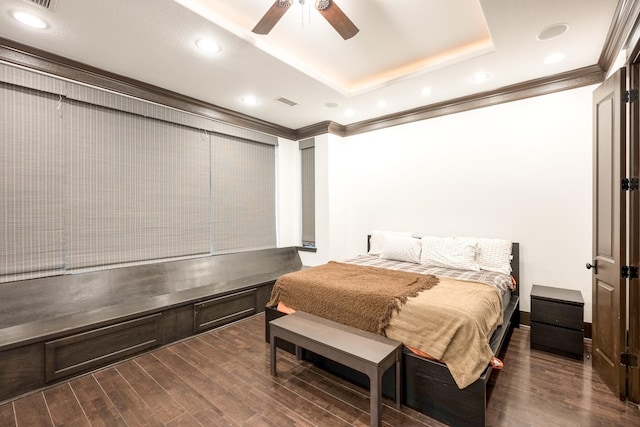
[280,84,597,322]
[276,138,301,248]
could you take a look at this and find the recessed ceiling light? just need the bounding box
[325,102,340,108]
[344,108,355,117]
[537,23,570,41]
[421,87,432,97]
[544,53,566,64]
[12,11,48,29]
[471,72,490,83]
[241,95,259,105]
[377,100,387,109]
[196,38,221,54]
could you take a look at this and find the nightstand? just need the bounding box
[530,285,584,360]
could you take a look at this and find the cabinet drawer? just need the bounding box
[45,314,162,382]
[194,288,256,332]
[531,321,583,359]
[531,298,583,330]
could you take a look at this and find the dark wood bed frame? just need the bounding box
[265,240,520,427]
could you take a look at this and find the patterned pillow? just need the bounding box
[420,236,480,271]
[368,230,413,255]
[379,234,421,264]
[457,237,512,275]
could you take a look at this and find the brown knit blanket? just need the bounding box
[267,261,438,334]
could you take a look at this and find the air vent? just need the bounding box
[276,97,298,107]
[23,0,56,9]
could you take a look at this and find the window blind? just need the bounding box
[0,61,278,282]
[211,134,276,254]
[65,100,211,269]
[300,138,315,246]
[0,84,64,279]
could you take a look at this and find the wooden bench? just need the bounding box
[0,247,303,403]
[269,311,402,427]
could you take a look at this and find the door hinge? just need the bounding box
[622,177,639,191]
[622,265,639,279]
[624,89,639,103]
[620,352,638,368]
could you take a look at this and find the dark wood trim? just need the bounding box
[295,121,345,139]
[0,37,296,140]
[339,65,605,137]
[296,66,605,139]
[624,4,640,64]
[599,0,640,71]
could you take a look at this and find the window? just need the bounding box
[0,84,64,280]
[211,135,276,254]
[0,62,278,282]
[300,138,315,248]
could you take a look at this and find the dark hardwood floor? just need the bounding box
[1,314,639,426]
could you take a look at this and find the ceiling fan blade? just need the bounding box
[316,1,359,40]
[252,1,292,35]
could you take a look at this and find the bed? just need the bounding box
[265,234,520,427]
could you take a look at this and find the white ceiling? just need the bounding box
[0,0,619,130]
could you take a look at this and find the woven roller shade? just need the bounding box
[300,138,315,245]
[0,84,64,277]
[211,134,276,254]
[65,100,211,269]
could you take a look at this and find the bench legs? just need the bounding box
[270,335,277,376]
[369,370,383,427]
[270,325,402,427]
[366,353,400,427]
[271,341,402,427]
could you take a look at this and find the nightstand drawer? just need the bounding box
[531,298,583,330]
[531,321,583,359]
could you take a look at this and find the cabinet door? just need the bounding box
[45,314,162,382]
[193,289,256,332]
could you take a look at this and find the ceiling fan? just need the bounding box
[252,0,359,40]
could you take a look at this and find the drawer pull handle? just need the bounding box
[586,261,597,274]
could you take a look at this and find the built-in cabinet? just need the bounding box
[0,247,302,403]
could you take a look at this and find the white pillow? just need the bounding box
[420,236,480,271]
[379,234,421,264]
[457,237,512,275]
[368,230,412,255]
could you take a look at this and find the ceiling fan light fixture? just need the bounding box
[278,0,293,7]
[315,0,330,10]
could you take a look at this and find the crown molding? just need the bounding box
[0,38,605,142]
[320,65,604,137]
[0,37,297,140]
[599,0,640,71]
